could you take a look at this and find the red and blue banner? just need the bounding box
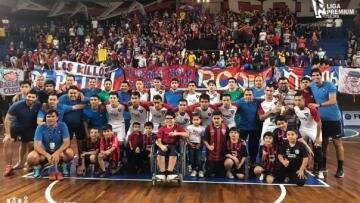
[28,61,343,94]
[276,66,339,89]
[31,60,125,90]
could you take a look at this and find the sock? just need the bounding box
[337,160,343,170]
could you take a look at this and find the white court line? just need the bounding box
[274,185,286,203]
[22,173,329,187]
[45,180,59,203]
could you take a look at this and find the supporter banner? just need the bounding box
[31,61,125,90]
[125,65,274,89]
[342,111,360,126]
[0,69,25,95]
[196,66,274,89]
[125,65,197,88]
[276,66,339,89]
[338,68,360,95]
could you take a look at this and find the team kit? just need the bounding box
[2,68,344,186]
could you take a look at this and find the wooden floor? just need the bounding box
[1,133,360,203]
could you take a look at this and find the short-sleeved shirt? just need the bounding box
[279,141,308,172]
[187,125,205,143]
[98,90,110,102]
[34,122,70,152]
[82,106,108,129]
[37,103,73,122]
[224,88,243,101]
[157,124,186,145]
[310,81,341,121]
[225,140,247,161]
[128,132,144,149]
[8,100,42,129]
[164,89,183,108]
[251,87,265,99]
[58,95,84,126]
[82,87,101,99]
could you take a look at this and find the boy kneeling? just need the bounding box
[224,127,247,179]
[277,129,309,186]
[27,109,74,180]
[98,124,120,177]
[77,127,100,176]
[156,111,189,180]
[254,132,277,183]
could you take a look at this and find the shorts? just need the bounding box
[112,123,126,142]
[299,128,322,142]
[322,120,342,139]
[10,126,36,142]
[158,144,178,156]
[67,123,86,140]
[233,164,245,174]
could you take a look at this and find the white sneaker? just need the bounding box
[226,170,234,179]
[155,174,166,180]
[167,174,178,180]
[191,170,197,177]
[317,171,325,179]
[198,171,204,178]
[259,174,264,181]
[12,161,25,170]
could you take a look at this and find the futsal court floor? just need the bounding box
[0,128,359,203]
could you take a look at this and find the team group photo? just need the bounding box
[0,0,360,202]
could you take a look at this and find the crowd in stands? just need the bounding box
[1,5,348,72]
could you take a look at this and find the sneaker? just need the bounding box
[167,174,178,180]
[3,165,13,177]
[33,166,42,178]
[61,164,69,177]
[111,166,120,175]
[12,161,25,170]
[155,174,166,180]
[49,171,57,181]
[190,170,197,177]
[335,169,344,178]
[317,171,325,179]
[56,172,64,180]
[98,171,106,178]
[198,171,204,178]
[236,173,245,179]
[226,170,234,179]
[259,174,264,181]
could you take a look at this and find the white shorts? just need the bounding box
[299,128,322,143]
[111,123,126,142]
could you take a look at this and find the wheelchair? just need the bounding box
[150,139,186,186]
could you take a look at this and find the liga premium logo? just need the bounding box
[311,0,355,18]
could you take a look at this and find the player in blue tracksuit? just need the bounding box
[164,78,183,108]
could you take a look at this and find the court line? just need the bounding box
[22,173,329,187]
[274,185,286,203]
[45,180,59,203]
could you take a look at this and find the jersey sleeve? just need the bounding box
[328,82,337,94]
[257,103,265,117]
[156,128,164,140]
[34,125,43,141]
[309,106,321,122]
[203,126,210,143]
[7,102,18,116]
[37,109,45,120]
[60,122,70,139]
